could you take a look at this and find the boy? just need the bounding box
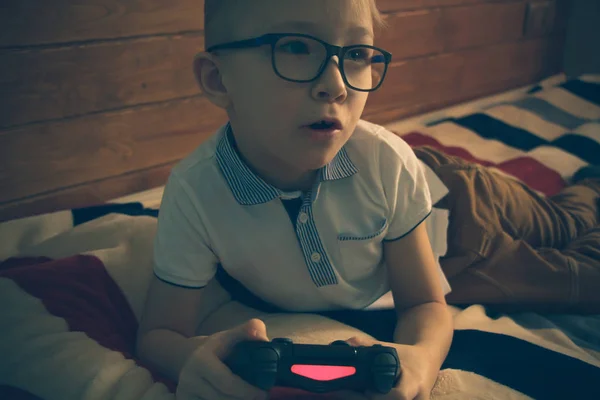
[136,0,454,399]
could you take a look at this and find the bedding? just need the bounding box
[2,211,600,400]
[1,75,599,400]
[389,74,600,197]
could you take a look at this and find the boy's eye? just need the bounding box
[346,48,372,62]
[277,40,311,55]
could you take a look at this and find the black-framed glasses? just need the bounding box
[206,33,392,92]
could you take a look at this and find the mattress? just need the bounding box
[1,73,599,400]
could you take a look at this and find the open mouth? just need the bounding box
[307,120,342,130]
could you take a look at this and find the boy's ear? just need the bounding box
[193,52,231,109]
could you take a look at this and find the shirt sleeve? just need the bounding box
[153,172,218,288]
[378,130,433,241]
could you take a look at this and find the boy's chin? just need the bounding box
[302,151,340,171]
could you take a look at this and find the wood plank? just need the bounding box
[0,97,227,204]
[3,3,531,129]
[441,2,526,49]
[0,34,203,129]
[0,37,564,220]
[376,10,444,59]
[0,0,549,49]
[377,0,514,13]
[0,35,561,206]
[378,2,527,56]
[364,36,562,124]
[0,0,205,47]
[0,163,174,223]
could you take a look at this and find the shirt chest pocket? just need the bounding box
[337,218,388,282]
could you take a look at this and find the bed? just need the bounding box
[1,0,599,399]
[1,73,599,400]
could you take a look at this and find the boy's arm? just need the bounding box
[136,276,210,382]
[384,220,453,372]
[136,277,270,400]
[137,171,221,382]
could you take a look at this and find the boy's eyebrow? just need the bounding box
[267,20,373,38]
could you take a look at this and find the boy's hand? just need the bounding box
[333,336,439,400]
[177,318,270,400]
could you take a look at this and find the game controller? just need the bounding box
[224,337,401,394]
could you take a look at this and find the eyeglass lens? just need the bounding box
[273,36,386,91]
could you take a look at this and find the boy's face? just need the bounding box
[209,0,375,184]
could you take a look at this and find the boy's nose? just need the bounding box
[311,56,347,103]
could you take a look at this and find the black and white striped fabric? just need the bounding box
[399,75,600,197]
[1,75,600,400]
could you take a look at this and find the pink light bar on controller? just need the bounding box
[290,364,357,381]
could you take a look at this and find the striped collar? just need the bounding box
[216,123,358,205]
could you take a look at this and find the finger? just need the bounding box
[385,381,418,400]
[242,318,270,341]
[199,353,268,399]
[174,387,197,400]
[211,318,269,358]
[181,350,268,400]
[179,376,242,400]
[346,337,360,346]
[345,336,370,346]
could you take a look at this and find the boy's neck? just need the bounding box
[270,170,318,193]
[242,153,318,192]
[228,128,318,192]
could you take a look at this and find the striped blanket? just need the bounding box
[2,211,599,400]
[1,75,599,400]
[393,75,600,197]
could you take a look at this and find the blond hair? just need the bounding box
[204,0,387,49]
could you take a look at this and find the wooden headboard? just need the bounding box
[0,0,570,222]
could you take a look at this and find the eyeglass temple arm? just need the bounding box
[206,36,268,52]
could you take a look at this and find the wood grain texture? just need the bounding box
[364,37,562,123]
[441,2,526,49]
[0,97,227,204]
[0,36,559,206]
[376,10,445,59]
[0,34,203,128]
[0,0,204,47]
[378,1,529,54]
[0,163,175,223]
[0,0,571,221]
[3,2,532,129]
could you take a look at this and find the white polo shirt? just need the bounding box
[153,119,451,312]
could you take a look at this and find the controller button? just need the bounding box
[250,348,279,390]
[252,348,279,363]
[371,353,400,393]
[374,353,397,367]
